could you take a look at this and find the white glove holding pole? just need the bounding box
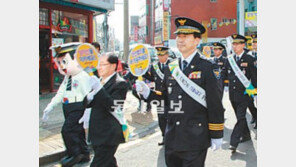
[42,105,53,122]
[79,108,91,129]
[87,76,103,103]
[135,80,150,99]
[211,138,223,151]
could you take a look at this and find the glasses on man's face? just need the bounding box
[99,63,110,67]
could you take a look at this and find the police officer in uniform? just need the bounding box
[143,46,171,145]
[250,34,257,60]
[136,17,224,167]
[212,42,228,99]
[225,34,257,153]
[245,34,257,128]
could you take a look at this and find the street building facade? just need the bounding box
[39,0,114,92]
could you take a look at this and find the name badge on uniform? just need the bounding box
[168,76,175,80]
[218,62,223,65]
[241,63,248,67]
[188,71,201,79]
[168,87,172,94]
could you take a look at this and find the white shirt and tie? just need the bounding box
[159,59,168,71]
[235,51,244,62]
[180,50,197,71]
[100,72,116,85]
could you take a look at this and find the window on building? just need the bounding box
[222,18,228,23]
[210,18,217,30]
[39,8,49,26]
[210,0,217,2]
[229,19,237,24]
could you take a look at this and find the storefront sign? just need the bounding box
[163,0,169,11]
[75,43,99,73]
[57,17,72,32]
[163,11,169,41]
[128,44,150,77]
[245,11,257,27]
[63,0,115,11]
[134,26,138,41]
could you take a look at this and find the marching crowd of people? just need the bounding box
[41,16,257,167]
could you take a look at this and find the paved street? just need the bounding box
[42,91,257,167]
[39,90,161,158]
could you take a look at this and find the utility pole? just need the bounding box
[238,0,245,35]
[150,0,154,45]
[103,13,109,52]
[123,0,129,62]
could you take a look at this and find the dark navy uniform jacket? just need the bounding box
[147,52,224,151]
[224,52,257,102]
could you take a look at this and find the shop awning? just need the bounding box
[40,0,112,15]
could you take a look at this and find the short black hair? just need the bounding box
[106,53,119,71]
[92,42,101,51]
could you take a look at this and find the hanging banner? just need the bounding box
[202,21,208,43]
[163,11,169,41]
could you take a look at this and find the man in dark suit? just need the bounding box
[143,46,171,146]
[224,34,257,153]
[80,53,128,167]
[136,17,224,167]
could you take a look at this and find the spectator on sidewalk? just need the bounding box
[91,42,101,54]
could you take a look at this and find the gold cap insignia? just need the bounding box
[178,19,187,26]
[233,34,237,38]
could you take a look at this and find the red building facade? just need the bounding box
[170,0,237,41]
[39,0,111,92]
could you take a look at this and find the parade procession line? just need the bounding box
[39,91,159,166]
